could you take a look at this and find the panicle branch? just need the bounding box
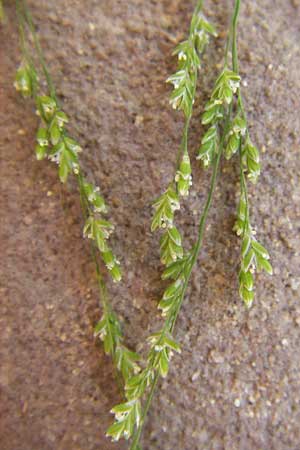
[14,0,139,385]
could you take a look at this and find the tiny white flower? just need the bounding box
[178,51,187,61]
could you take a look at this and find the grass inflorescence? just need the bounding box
[107,0,272,448]
[9,0,272,448]
[14,0,140,386]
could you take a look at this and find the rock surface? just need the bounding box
[1,1,300,449]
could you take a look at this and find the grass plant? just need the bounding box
[108,1,272,448]
[14,0,140,386]
[7,0,273,448]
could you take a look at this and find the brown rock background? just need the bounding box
[1,1,300,449]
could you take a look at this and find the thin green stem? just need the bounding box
[176,0,205,173]
[21,0,57,100]
[195,0,204,16]
[16,0,125,389]
[129,372,159,450]
[238,144,250,232]
[130,119,229,449]
[231,0,240,74]
[170,127,230,335]
[77,172,108,302]
[77,171,116,347]
[230,0,249,235]
[16,1,36,76]
[225,0,240,68]
[224,34,231,67]
[16,0,107,316]
[176,116,191,170]
[173,75,196,192]
[16,2,27,56]
[130,5,241,445]
[78,173,124,392]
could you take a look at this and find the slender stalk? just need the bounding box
[16,2,29,61]
[129,372,159,450]
[225,0,240,67]
[195,0,204,15]
[224,32,231,67]
[230,0,249,235]
[77,172,123,391]
[19,8,112,339]
[232,2,250,234]
[130,3,243,447]
[167,0,218,197]
[130,124,229,449]
[231,0,240,74]
[174,19,198,180]
[174,0,207,169]
[176,116,191,170]
[16,1,38,94]
[238,143,250,231]
[15,0,134,391]
[77,172,111,317]
[21,0,56,99]
[16,0,106,320]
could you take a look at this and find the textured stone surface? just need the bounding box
[1,1,300,449]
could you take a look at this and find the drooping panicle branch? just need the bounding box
[14,0,139,385]
[229,0,273,308]
[107,1,272,448]
[107,1,225,447]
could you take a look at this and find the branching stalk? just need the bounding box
[21,0,56,98]
[130,128,227,450]
[229,0,273,307]
[107,2,243,448]
[14,0,140,387]
[107,0,272,446]
[10,0,273,447]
